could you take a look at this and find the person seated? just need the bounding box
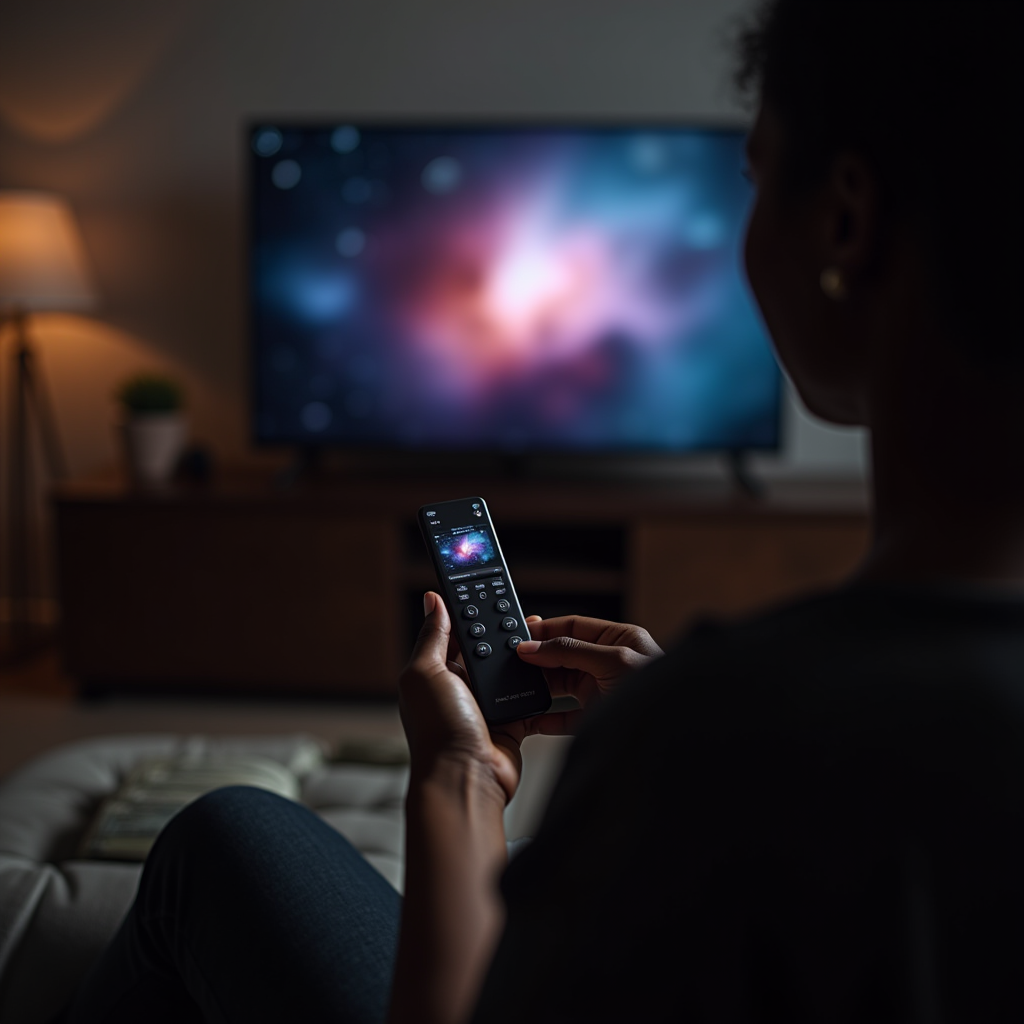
[69,1,1023,1022]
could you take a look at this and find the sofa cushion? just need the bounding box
[0,857,141,1024]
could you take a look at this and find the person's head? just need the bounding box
[734,1,1023,427]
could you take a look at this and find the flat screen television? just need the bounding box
[248,121,780,456]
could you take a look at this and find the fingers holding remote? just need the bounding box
[522,615,662,658]
[516,615,662,711]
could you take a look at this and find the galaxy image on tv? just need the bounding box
[250,122,780,451]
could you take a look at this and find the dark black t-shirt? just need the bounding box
[473,586,1024,1023]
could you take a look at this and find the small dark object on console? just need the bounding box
[175,444,214,484]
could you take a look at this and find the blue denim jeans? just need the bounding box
[68,786,401,1024]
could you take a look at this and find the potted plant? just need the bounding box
[116,374,187,487]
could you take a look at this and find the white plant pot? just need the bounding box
[120,413,187,486]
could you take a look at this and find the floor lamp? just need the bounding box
[0,191,97,661]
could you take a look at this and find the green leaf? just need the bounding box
[116,374,184,413]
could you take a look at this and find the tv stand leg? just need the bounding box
[726,450,762,499]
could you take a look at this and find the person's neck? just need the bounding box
[855,346,1024,591]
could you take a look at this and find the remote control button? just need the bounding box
[501,616,518,631]
[493,588,507,596]
[463,605,479,619]
[477,591,488,600]
[456,584,468,593]
[473,582,486,589]
[495,599,510,612]
[491,579,505,587]
[469,622,486,638]
[458,593,470,601]
[507,635,523,649]
[474,642,492,658]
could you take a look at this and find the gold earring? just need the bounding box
[820,267,848,300]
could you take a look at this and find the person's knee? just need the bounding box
[150,785,292,863]
[187,783,288,823]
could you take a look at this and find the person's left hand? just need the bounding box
[399,592,524,805]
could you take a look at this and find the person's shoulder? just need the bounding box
[657,580,1021,675]
[587,582,1024,744]
[518,583,1024,889]
[676,581,1024,658]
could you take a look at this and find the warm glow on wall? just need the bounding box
[0,1,191,143]
[26,314,241,473]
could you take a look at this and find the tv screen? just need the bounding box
[249,122,780,452]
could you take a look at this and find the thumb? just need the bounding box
[409,592,452,673]
[516,635,640,680]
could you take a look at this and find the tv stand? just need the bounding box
[496,453,527,479]
[274,446,324,489]
[53,472,868,696]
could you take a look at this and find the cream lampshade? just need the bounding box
[0,190,98,661]
[0,190,97,311]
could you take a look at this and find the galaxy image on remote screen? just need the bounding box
[250,123,780,450]
[436,529,497,573]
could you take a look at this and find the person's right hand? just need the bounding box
[515,616,663,734]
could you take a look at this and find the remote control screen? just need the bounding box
[435,528,497,573]
[424,502,504,578]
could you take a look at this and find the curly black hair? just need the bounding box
[734,1,1023,370]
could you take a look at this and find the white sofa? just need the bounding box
[0,731,569,1024]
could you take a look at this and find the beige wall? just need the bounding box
[0,0,865,604]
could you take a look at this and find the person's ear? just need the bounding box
[818,152,880,300]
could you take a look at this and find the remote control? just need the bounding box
[419,497,552,725]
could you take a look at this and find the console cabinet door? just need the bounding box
[629,516,870,648]
[57,504,400,693]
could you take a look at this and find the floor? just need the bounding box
[0,648,405,782]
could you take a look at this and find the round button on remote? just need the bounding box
[469,622,486,638]
[477,591,488,600]
[495,599,511,613]
[501,616,518,631]
[463,605,479,619]
[474,642,492,658]
[507,635,523,650]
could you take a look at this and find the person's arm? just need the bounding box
[388,593,520,1024]
[388,598,662,1024]
[388,754,510,1024]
